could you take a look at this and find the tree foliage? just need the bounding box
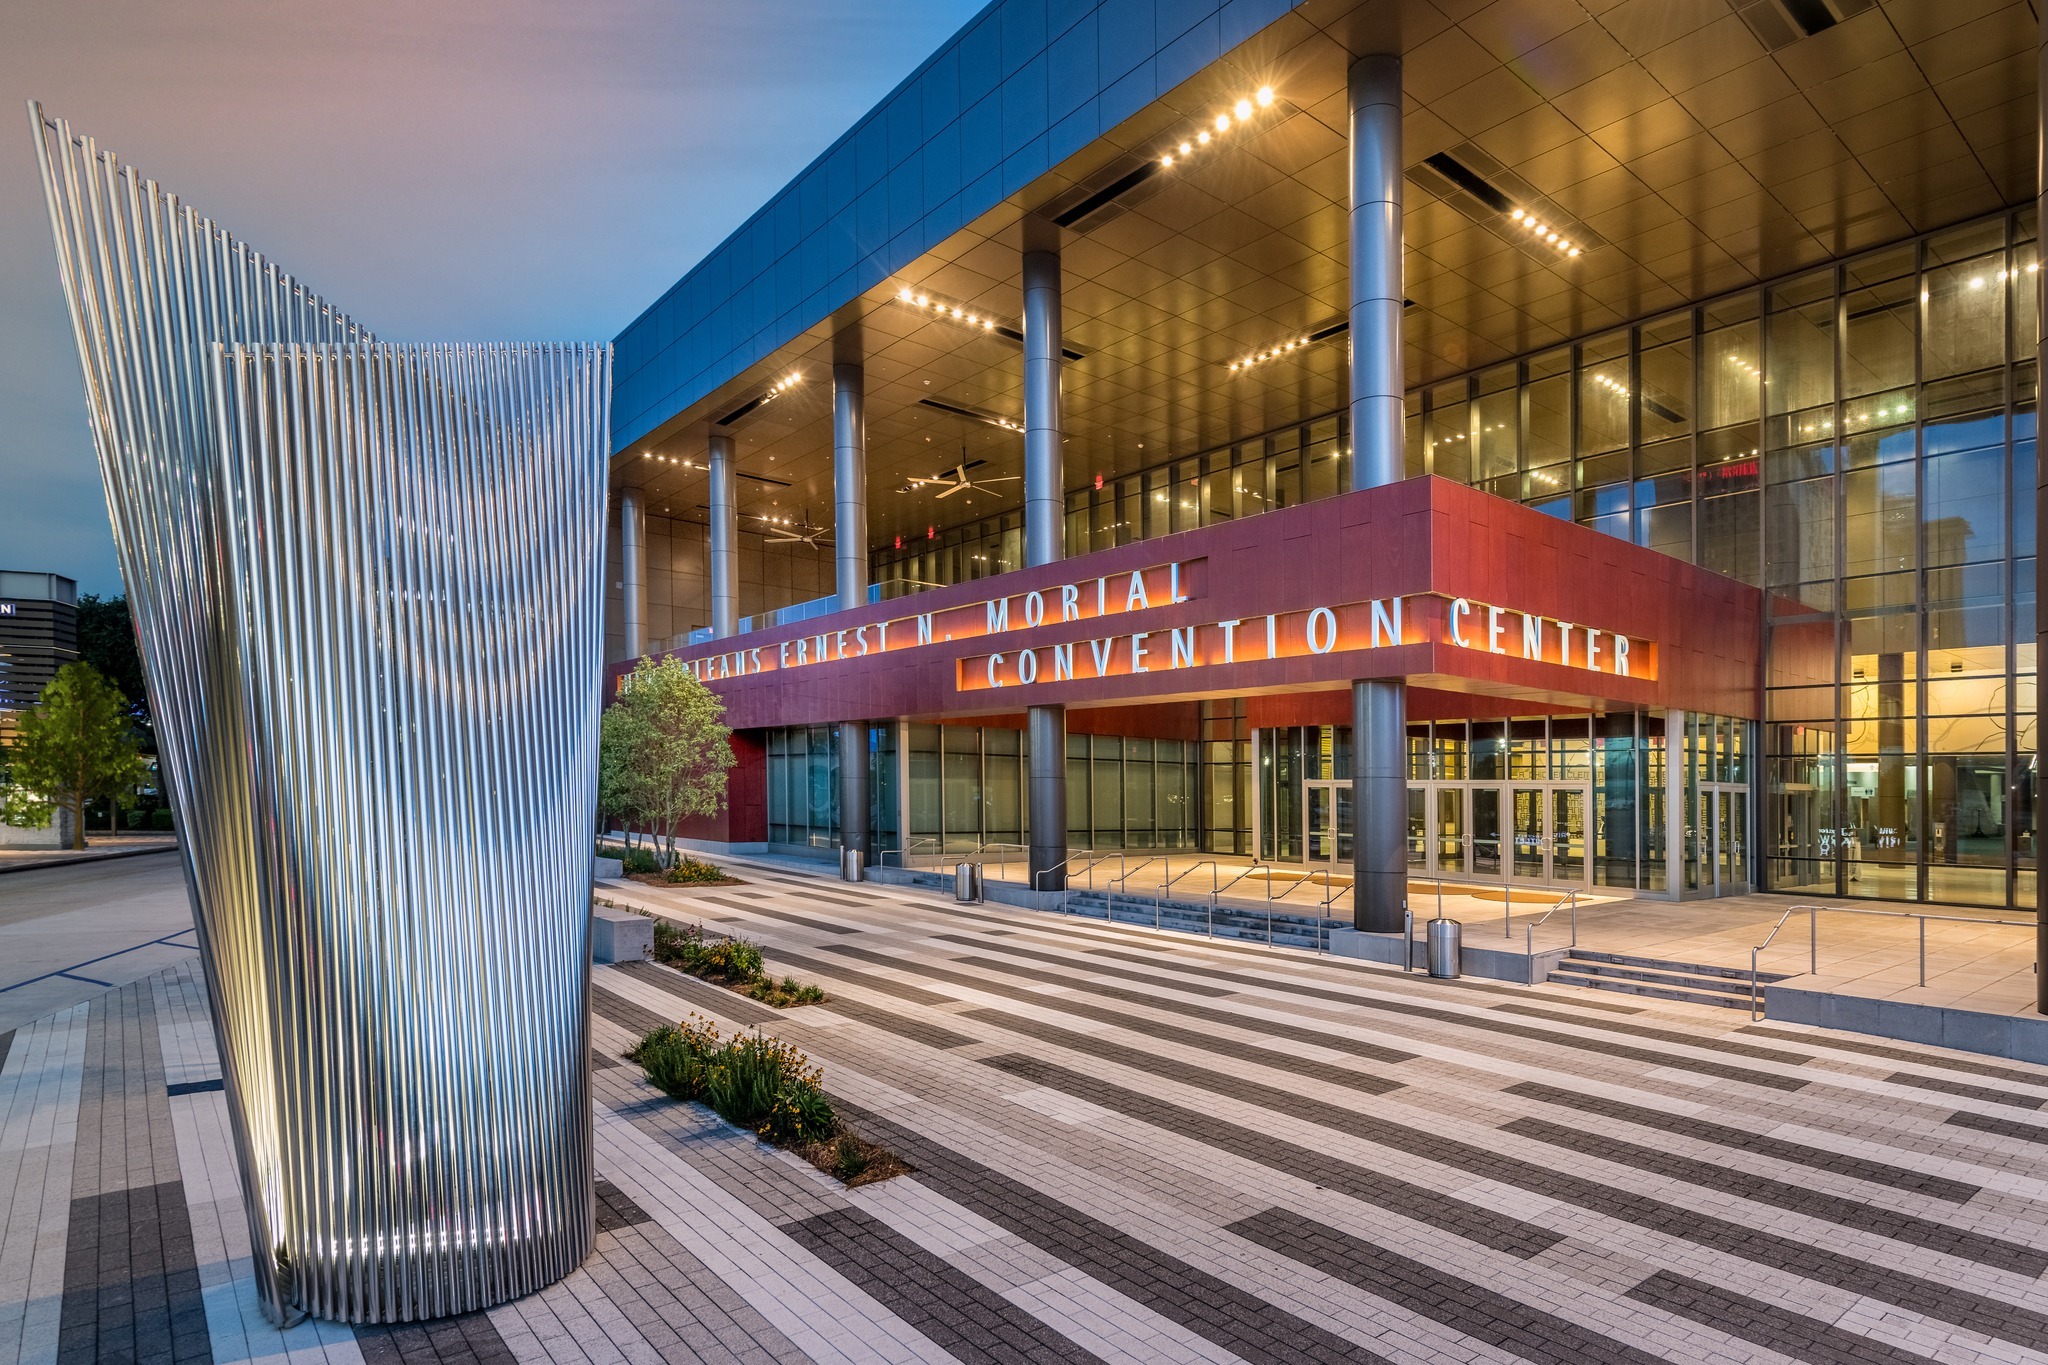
[74,595,150,731]
[2,662,150,849]
[599,657,733,865]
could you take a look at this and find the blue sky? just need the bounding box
[0,0,982,595]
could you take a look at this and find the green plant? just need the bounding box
[2,662,151,849]
[705,1031,794,1128]
[151,808,175,832]
[662,855,727,885]
[651,920,764,984]
[619,845,660,875]
[762,1079,837,1145]
[830,1133,870,1181]
[745,975,826,1008]
[600,657,734,867]
[631,1015,723,1101]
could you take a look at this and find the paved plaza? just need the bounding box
[8,854,2048,1362]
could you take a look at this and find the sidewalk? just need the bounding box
[0,833,179,874]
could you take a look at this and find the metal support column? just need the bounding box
[1030,703,1067,894]
[707,432,737,639]
[619,486,646,660]
[1022,236,1068,891]
[834,363,869,865]
[1347,52,1407,933]
[2035,2,2046,1011]
[1022,246,1064,570]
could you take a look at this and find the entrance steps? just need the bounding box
[1547,948,1793,1010]
[1062,890,1341,950]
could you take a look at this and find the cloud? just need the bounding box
[0,0,979,593]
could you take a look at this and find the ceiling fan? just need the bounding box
[760,509,831,547]
[904,454,1021,500]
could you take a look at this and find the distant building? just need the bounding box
[0,570,80,720]
[0,571,79,848]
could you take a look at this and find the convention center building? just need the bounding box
[604,0,2040,930]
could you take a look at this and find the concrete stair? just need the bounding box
[1062,890,1342,950]
[1547,948,1794,1010]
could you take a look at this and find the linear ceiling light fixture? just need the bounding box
[1160,86,1275,169]
[711,370,804,428]
[892,286,1086,361]
[1508,207,1580,258]
[641,452,700,467]
[917,396,1023,432]
[1226,319,1350,374]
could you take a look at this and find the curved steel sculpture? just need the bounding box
[30,103,605,1324]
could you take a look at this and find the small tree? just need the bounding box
[603,656,733,866]
[597,694,647,852]
[2,662,150,850]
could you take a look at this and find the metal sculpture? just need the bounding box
[30,102,606,1324]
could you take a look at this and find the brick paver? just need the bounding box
[8,854,2048,1362]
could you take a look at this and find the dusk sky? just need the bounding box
[1,0,981,597]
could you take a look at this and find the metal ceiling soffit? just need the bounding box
[28,101,605,1325]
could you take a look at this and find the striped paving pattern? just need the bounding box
[7,856,2048,1362]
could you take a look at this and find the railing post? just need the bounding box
[1918,915,1926,988]
[1751,947,1761,1019]
[1404,910,1414,972]
[1810,906,1817,975]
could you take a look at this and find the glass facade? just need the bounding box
[770,723,1197,856]
[1258,713,1746,895]
[860,207,2037,908]
[765,724,899,853]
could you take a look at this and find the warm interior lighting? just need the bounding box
[1226,333,1315,373]
[1508,206,1583,258]
[1156,92,1277,167]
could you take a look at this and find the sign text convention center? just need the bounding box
[605,0,2041,933]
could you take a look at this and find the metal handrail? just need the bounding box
[883,836,940,869]
[1033,856,1077,914]
[1108,856,1161,896]
[1523,889,1578,956]
[1208,864,1273,941]
[1265,868,1333,948]
[1748,901,2037,1021]
[1747,906,1800,1020]
[1155,859,1220,933]
[975,841,1027,882]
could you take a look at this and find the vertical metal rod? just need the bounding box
[1919,916,1926,988]
[1404,910,1414,972]
[1811,906,1818,975]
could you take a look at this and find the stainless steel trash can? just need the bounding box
[1426,917,1462,979]
[954,862,980,903]
[840,848,864,883]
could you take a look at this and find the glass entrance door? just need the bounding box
[1304,781,1352,868]
[1480,784,1593,888]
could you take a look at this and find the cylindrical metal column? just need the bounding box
[833,363,870,860]
[1022,242,1069,892]
[840,721,870,865]
[619,486,646,659]
[1347,53,1409,933]
[1348,53,1405,492]
[2035,3,2046,1012]
[1030,703,1067,893]
[1022,248,1064,569]
[833,363,869,610]
[1353,680,1406,931]
[707,432,738,639]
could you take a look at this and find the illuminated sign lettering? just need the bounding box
[648,561,1192,690]
[959,594,1652,692]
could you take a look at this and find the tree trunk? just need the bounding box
[71,796,86,851]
